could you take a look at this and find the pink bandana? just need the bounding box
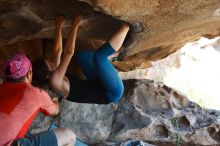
[3,54,32,79]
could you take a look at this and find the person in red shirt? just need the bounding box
[0,54,75,146]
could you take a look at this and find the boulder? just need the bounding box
[30,79,220,145]
[1,0,220,71]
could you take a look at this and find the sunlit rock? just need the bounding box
[0,0,220,71]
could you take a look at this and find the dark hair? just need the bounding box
[4,65,25,82]
[32,59,51,87]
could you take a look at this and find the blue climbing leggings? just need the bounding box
[78,42,124,103]
[66,42,124,103]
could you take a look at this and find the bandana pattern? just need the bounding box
[3,54,32,79]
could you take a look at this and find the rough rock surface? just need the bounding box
[1,0,220,71]
[1,1,220,145]
[30,79,220,145]
[120,37,220,110]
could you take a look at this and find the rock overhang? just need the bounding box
[0,0,220,71]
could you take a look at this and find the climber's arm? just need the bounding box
[50,14,83,97]
[52,16,66,67]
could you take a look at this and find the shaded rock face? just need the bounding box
[30,79,220,145]
[1,0,220,71]
[58,102,117,143]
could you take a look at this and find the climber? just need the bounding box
[32,14,130,104]
[0,54,76,146]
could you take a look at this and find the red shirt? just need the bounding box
[0,82,56,146]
